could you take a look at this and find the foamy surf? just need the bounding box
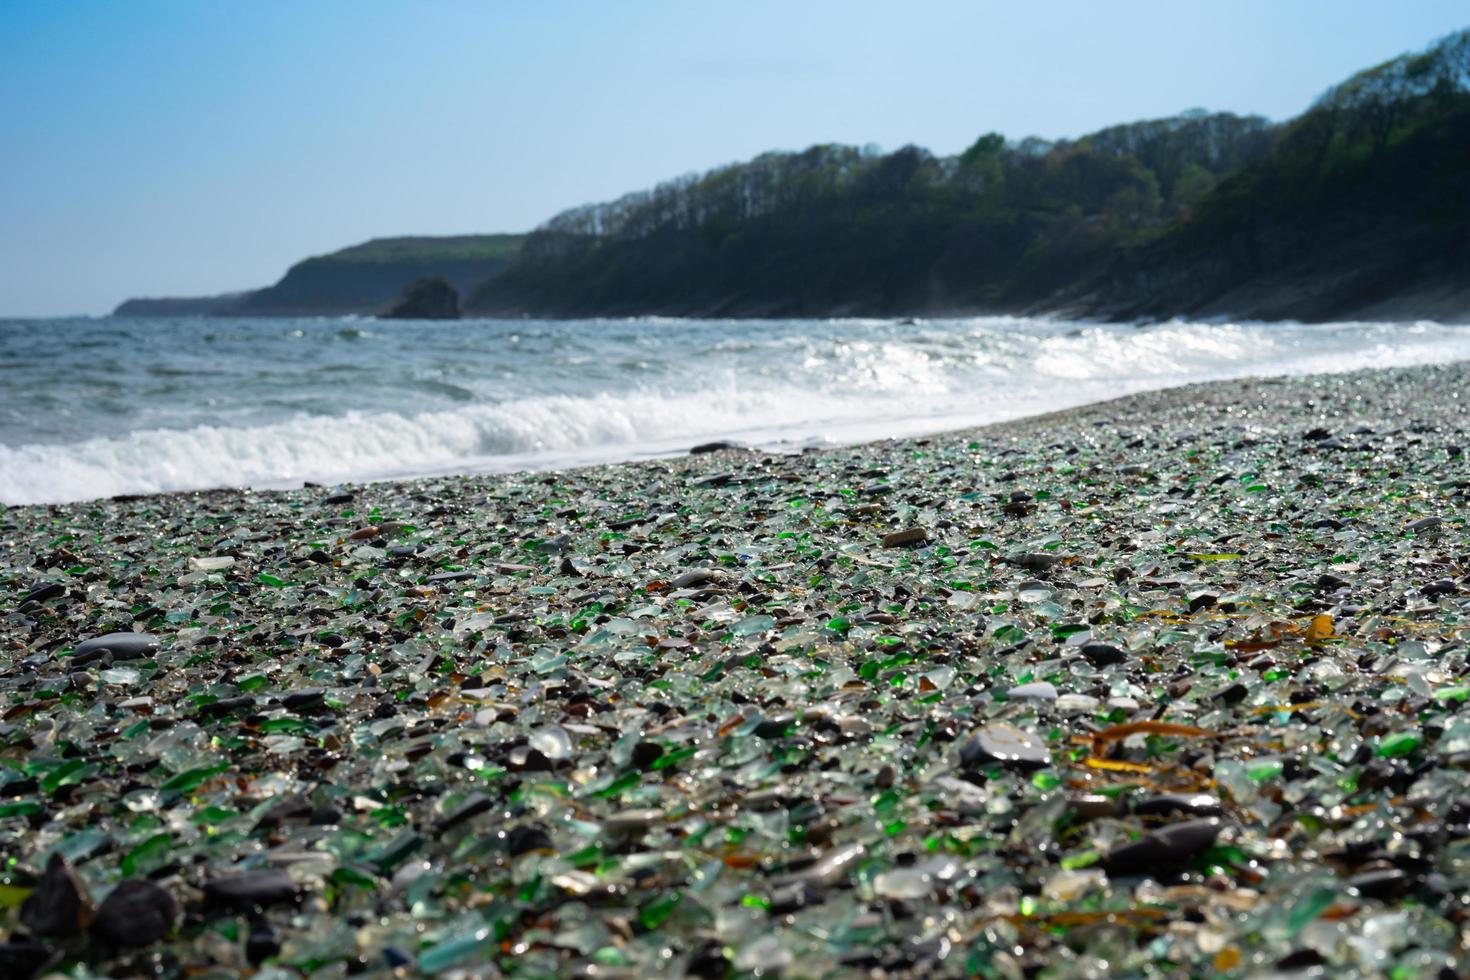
[2,315,1468,505]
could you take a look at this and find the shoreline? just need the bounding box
[2,359,1468,975]
[4,358,1464,513]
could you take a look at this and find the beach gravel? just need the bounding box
[1,362,1469,976]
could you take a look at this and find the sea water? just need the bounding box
[2,315,1468,505]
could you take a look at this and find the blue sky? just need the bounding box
[2,1,1466,316]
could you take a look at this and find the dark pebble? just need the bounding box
[1187,593,1217,613]
[1131,794,1223,819]
[323,492,354,505]
[1080,642,1126,666]
[19,854,89,938]
[689,440,743,454]
[246,922,282,965]
[1011,552,1060,571]
[505,825,554,856]
[92,879,177,947]
[0,941,52,980]
[631,741,664,769]
[282,689,326,712]
[203,870,299,911]
[1102,818,1223,877]
[1346,868,1411,899]
[17,582,65,608]
[1276,948,1327,970]
[1212,682,1249,706]
[71,632,160,663]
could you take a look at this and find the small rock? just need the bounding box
[1423,579,1458,599]
[882,528,928,548]
[1130,794,1223,819]
[0,941,52,980]
[17,582,65,608]
[1187,593,1218,614]
[1102,818,1223,877]
[92,879,177,947]
[1346,868,1411,899]
[282,689,326,712]
[246,921,282,965]
[690,440,743,454]
[1010,552,1061,571]
[671,569,719,588]
[71,632,159,663]
[19,853,91,938]
[1080,643,1126,666]
[959,723,1050,770]
[505,825,554,856]
[203,870,299,911]
[1006,681,1058,702]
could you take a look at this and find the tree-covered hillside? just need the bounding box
[468,29,1470,322]
[466,113,1274,317]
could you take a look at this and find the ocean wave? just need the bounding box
[3,316,1470,505]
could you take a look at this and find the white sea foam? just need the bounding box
[3,316,1468,505]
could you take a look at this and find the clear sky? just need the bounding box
[2,1,1466,316]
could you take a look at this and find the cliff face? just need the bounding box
[237,236,521,316]
[113,235,522,318]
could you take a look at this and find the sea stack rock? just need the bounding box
[382,276,460,320]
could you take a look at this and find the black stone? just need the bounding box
[1212,682,1249,706]
[1346,868,1411,899]
[246,922,282,965]
[690,440,743,455]
[282,689,326,712]
[505,825,554,856]
[203,870,300,911]
[71,632,159,663]
[17,583,64,608]
[1102,818,1223,877]
[631,741,664,769]
[0,941,52,980]
[92,879,177,947]
[1130,794,1223,819]
[19,854,89,938]
[1080,643,1127,666]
